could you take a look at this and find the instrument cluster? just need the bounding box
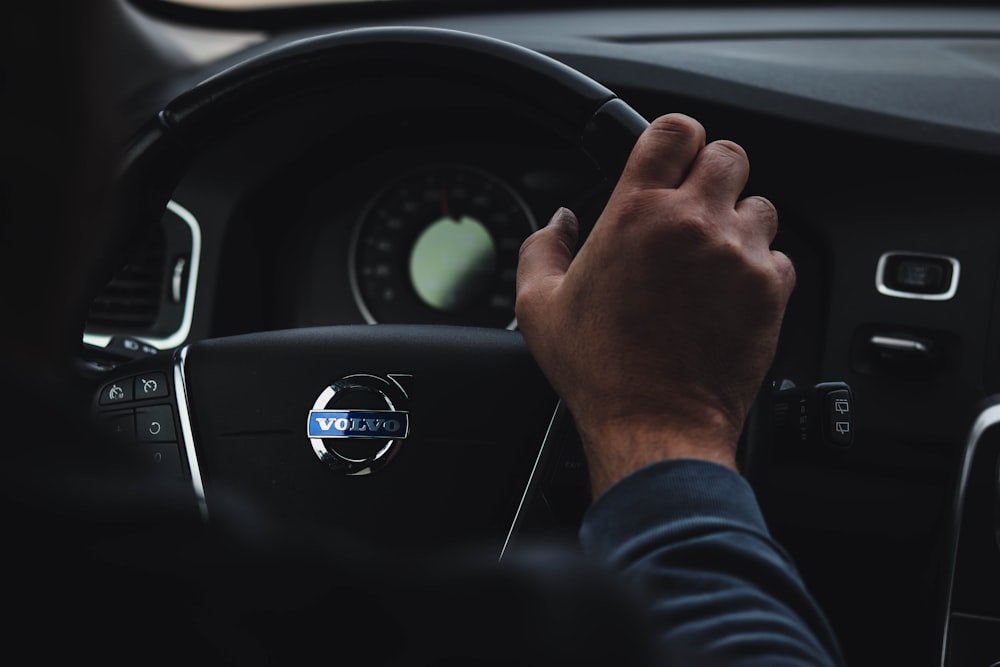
[349,163,537,329]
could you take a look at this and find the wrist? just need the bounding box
[576,413,740,498]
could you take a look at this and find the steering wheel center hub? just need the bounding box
[308,373,410,476]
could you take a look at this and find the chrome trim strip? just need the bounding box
[951,611,1000,623]
[939,400,1000,666]
[83,199,203,350]
[869,335,930,354]
[174,344,209,522]
[499,400,565,561]
[876,250,960,301]
[171,256,188,304]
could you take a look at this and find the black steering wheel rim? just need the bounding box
[119,27,648,230]
[102,26,650,555]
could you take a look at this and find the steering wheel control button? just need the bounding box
[876,251,959,300]
[98,372,169,407]
[135,405,177,442]
[99,410,136,444]
[100,379,134,405]
[142,443,183,478]
[308,374,410,476]
[134,372,168,400]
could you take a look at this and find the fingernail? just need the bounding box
[550,207,569,225]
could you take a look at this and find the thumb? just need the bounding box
[516,207,579,303]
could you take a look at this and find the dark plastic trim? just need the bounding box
[126,0,1000,32]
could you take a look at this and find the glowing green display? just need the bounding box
[408,215,497,311]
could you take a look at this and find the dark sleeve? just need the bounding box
[579,459,846,667]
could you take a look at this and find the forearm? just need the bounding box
[579,459,845,667]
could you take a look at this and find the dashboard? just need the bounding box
[69,3,1000,666]
[197,116,600,334]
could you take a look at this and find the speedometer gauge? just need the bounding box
[350,165,537,328]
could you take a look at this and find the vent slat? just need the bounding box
[86,224,166,332]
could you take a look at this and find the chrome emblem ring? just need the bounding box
[307,374,410,475]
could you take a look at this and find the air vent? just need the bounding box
[86,224,166,332]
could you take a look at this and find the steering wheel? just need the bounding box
[92,27,649,556]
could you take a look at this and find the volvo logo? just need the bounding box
[308,374,410,475]
[308,413,405,438]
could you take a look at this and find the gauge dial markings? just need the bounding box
[350,165,537,328]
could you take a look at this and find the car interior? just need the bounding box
[6,1,1000,665]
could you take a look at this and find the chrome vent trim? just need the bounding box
[84,200,202,351]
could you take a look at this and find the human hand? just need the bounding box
[515,113,795,498]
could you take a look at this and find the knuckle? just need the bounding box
[513,293,528,321]
[744,253,796,305]
[671,211,716,246]
[657,196,717,244]
[707,139,748,163]
[648,113,702,139]
[628,195,720,251]
[772,251,797,291]
[605,190,667,235]
[746,195,777,217]
[517,228,542,254]
[513,282,534,316]
[517,227,548,261]
[514,285,545,326]
[710,139,748,160]
[740,261,782,302]
[638,114,705,154]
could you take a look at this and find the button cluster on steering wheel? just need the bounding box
[94,371,183,477]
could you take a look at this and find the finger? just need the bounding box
[770,248,797,298]
[516,207,579,299]
[682,140,751,210]
[619,114,706,191]
[735,195,779,244]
